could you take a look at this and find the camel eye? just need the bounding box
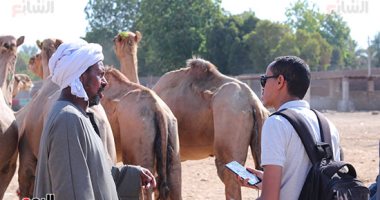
[128,39,133,46]
[4,43,10,49]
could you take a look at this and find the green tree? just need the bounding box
[136,0,223,75]
[204,11,259,75]
[285,0,322,33]
[204,18,235,74]
[295,30,332,71]
[244,20,295,72]
[271,32,300,59]
[371,32,380,67]
[320,12,355,69]
[15,45,39,80]
[84,0,140,67]
[285,0,356,70]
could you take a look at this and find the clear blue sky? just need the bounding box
[1,0,378,49]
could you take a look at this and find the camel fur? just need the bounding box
[153,58,269,200]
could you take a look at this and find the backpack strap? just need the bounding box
[271,109,333,164]
[311,109,332,148]
[271,109,320,164]
[323,161,357,178]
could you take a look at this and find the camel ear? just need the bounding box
[17,36,25,47]
[55,39,63,49]
[36,40,42,49]
[135,31,142,43]
[14,74,21,82]
[117,34,123,42]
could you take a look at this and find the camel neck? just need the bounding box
[0,58,8,88]
[0,54,16,105]
[119,56,139,84]
[42,58,50,79]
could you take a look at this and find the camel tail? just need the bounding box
[249,96,269,170]
[153,111,171,199]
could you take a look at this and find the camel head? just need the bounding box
[13,73,33,98]
[28,53,43,79]
[113,31,142,59]
[0,35,24,105]
[102,66,143,100]
[36,38,63,79]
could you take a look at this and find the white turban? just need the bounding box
[48,39,104,101]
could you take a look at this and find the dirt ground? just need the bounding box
[4,111,379,200]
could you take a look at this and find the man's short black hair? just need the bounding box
[269,56,310,99]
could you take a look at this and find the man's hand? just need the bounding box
[138,167,157,190]
[236,167,263,190]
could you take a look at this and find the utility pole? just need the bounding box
[377,140,379,200]
[368,36,372,77]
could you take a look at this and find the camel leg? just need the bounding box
[212,83,254,200]
[127,129,182,200]
[18,135,37,199]
[120,128,155,200]
[167,129,182,200]
[122,146,155,200]
[0,151,17,200]
[0,122,18,199]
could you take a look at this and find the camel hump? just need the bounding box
[187,57,218,79]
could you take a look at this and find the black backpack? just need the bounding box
[272,109,369,200]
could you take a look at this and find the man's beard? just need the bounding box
[89,85,105,107]
[89,94,100,107]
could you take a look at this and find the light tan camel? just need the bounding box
[153,58,269,200]
[12,74,33,98]
[28,53,42,79]
[101,67,181,200]
[113,31,141,84]
[110,32,181,199]
[36,39,63,79]
[16,39,116,198]
[0,35,24,200]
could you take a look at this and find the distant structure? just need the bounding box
[237,68,380,111]
[18,68,380,112]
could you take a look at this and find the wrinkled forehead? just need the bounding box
[86,61,105,73]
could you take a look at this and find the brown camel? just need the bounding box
[12,74,33,98]
[153,58,269,200]
[16,39,116,198]
[0,35,24,200]
[36,39,63,79]
[113,31,141,84]
[110,32,182,199]
[28,53,42,79]
[101,67,181,200]
[19,35,181,199]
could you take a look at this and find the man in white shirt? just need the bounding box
[239,56,341,200]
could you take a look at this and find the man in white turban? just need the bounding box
[33,39,156,200]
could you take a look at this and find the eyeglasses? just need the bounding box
[260,75,279,87]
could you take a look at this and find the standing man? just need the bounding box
[239,56,341,199]
[34,39,156,199]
